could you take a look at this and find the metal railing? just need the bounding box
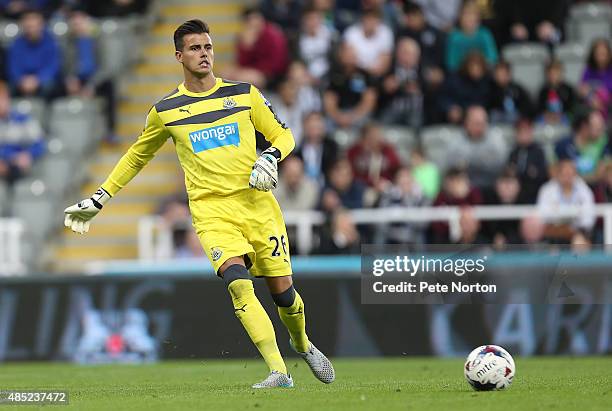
[137,204,612,259]
[0,218,25,276]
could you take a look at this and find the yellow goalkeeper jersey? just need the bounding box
[101,78,295,200]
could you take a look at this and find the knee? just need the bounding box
[271,285,296,307]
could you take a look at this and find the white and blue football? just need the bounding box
[464,345,515,390]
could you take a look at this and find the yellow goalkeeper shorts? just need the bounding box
[190,189,292,277]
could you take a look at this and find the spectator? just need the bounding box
[441,51,491,124]
[482,167,523,246]
[411,0,462,32]
[507,117,548,203]
[378,37,424,127]
[7,9,61,98]
[85,0,149,18]
[362,0,403,31]
[64,8,116,139]
[343,9,394,78]
[0,81,45,185]
[0,0,61,19]
[580,38,611,120]
[445,1,498,71]
[582,38,612,94]
[446,106,508,189]
[488,60,533,124]
[225,7,289,89]
[175,230,206,259]
[323,43,377,130]
[269,78,306,146]
[410,146,440,200]
[520,214,546,246]
[493,0,568,46]
[399,2,446,81]
[593,162,612,204]
[454,208,487,245]
[536,159,595,244]
[295,111,339,184]
[286,61,321,119]
[275,156,320,211]
[399,1,447,124]
[319,157,366,212]
[260,0,303,37]
[377,166,428,244]
[555,110,610,184]
[536,60,576,126]
[347,122,401,189]
[315,208,361,254]
[298,7,337,80]
[430,167,482,243]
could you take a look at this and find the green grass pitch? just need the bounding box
[1,357,610,410]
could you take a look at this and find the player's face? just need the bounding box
[176,33,214,77]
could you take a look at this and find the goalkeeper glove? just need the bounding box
[64,187,111,234]
[249,147,280,191]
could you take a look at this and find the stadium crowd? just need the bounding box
[163,0,612,257]
[0,0,149,187]
[1,0,611,257]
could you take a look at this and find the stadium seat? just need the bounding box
[489,125,516,148]
[0,20,19,47]
[420,125,463,169]
[50,98,102,155]
[13,97,48,129]
[554,43,587,88]
[10,195,59,242]
[333,128,359,149]
[567,3,612,45]
[502,43,550,97]
[99,18,140,76]
[382,126,417,164]
[533,123,571,145]
[32,155,83,193]
[0,180,8,216]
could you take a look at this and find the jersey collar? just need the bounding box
[179,78,222,97]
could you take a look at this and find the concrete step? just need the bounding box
[90,160,178,176]
[55,244,138,260]
[83,179,179,197]
[159,3,242,17]
[132,61,229,78]
[144,41,233,57]
[152,21,241,37]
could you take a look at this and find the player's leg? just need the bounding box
[193,205,291,388]
[265,275,309,353]
[218,257,288,380]
[246,192,335,383]
[265,275,335,384]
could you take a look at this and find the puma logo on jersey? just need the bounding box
[179,106,191,115]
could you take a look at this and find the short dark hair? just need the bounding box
[174,19,210,51]
[403,1,423,15]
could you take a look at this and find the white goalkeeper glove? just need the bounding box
[64,188,111,234]
[249,147,279,191]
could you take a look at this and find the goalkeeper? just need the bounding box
[64,19,334,388]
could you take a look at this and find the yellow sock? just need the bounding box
[227,279,287,374]
[278,291,310,353]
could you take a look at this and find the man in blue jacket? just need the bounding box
[7,8,61,98]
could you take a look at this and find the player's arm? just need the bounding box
[248,85,295,191]
[64,106,170,234]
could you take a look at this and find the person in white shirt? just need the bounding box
[299,8,336,80]
[536,159,595,243]
[343,9,394,78]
